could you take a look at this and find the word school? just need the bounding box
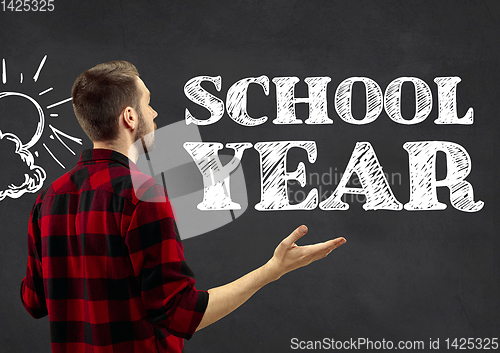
[184,76,472,125]
[183,76,483,212]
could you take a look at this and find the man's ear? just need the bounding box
[121,106,137,131]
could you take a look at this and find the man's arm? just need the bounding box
[21,196,48,319]
[196,225,346,331]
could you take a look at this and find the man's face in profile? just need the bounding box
[134,77,158,152]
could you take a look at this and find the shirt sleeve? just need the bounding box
[20,196,48,319]
[124,184,208,339]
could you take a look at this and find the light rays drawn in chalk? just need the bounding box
[0,55,82,201]
[39,87,53,95]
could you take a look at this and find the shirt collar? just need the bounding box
[78,149,141,172]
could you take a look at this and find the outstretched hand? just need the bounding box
[196,224,346,331]
[266,225,346,281]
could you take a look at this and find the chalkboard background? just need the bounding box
[1,1,499,352]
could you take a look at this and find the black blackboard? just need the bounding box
[1,1,499,352]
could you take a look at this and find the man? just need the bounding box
[21,60,346,353]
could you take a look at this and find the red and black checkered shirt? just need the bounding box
[21,149,208,353]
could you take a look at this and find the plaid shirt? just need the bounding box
[21,149,208,353]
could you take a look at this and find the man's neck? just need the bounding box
[93,141,139,163]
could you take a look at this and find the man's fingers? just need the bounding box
[282,225,308,248]
[307,237,346,250]
[318,237,346,260]
[305,237,346,258]
[325,237,346,249]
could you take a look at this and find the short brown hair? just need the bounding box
[72,60,141,142]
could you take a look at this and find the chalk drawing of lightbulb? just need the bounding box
[0,55,82,201]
